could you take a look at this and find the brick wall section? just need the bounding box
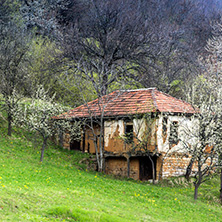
[162,155,191,178]
[161,153,213,178]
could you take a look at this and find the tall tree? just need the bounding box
[181,91,222,200]
[53,0,222,172]
[0,0,32,136]
[200,22,222,202]
[182,21,222,200]
[56,0,154,171]
[20,0,222,98]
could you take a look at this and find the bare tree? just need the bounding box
[20,0,221,100]
[50,0,150,171]
[59,0,157,96]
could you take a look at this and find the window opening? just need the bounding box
[87,142,90,153]
[125,123,133,143]
[169,121,179,144]
[162,117,168,136]
[70,139,81,151]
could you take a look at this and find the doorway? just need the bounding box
[139,156,157,180]
[70,140,81,151]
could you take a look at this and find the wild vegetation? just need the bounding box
[0,118,221,221]
[0,0,222,215]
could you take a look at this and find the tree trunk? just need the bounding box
[185,157,194,181]
[194,183,200,200]
[7,113,12,136]
[194,163,202,200]
[40,137,48,162]
[97,156,105,172]
[220,168,222,203]
[148,155,155,184]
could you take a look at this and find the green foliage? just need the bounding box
[28,37,94,107]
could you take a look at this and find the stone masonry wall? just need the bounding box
[161,153,213,179]
[162,154,191,178]
[63,132,71,150]
[105,157,140,180]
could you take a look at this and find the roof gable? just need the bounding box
[55,88,196,119]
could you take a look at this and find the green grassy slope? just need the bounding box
[0,121,221,221]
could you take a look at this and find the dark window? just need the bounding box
[87,142,90,153]
[125,124,133,143]
[139,156,157,180]
[169,121,179,144]
[70,140,81,151]
[162,117,168,136]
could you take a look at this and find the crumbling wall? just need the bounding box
[160,153,213,178]
[84,125,101,153]
[63,132,71,150]
[104,118,158,153]
[129,158,140,180]
[161,154,191,178]
[104,120,125,152]
[157,115,197,153]
[105,157,140,180]
[105,157,127,177]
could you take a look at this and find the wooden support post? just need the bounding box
[82,131,85,153]
[127,156,130,178]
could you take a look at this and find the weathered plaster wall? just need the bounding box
[133,118,147,141]
[104,118,157,153]
[104,120,125,152]
[84,125,101,153]
[157,114,197,153]
[129,158,140,180]
[155,115,199,178]
[61,114,201,180]
[133,118,158,152]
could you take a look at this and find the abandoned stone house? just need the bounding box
[55,88,197,180]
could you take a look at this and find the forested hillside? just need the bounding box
[0,1,222,220]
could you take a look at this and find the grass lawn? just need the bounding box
[0,121,221,221]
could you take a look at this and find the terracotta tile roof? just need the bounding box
[54,88,196,119]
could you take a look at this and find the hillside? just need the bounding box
[0,119,221,221]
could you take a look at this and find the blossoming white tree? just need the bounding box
[182,22,222,200]
[16,86,81,162]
